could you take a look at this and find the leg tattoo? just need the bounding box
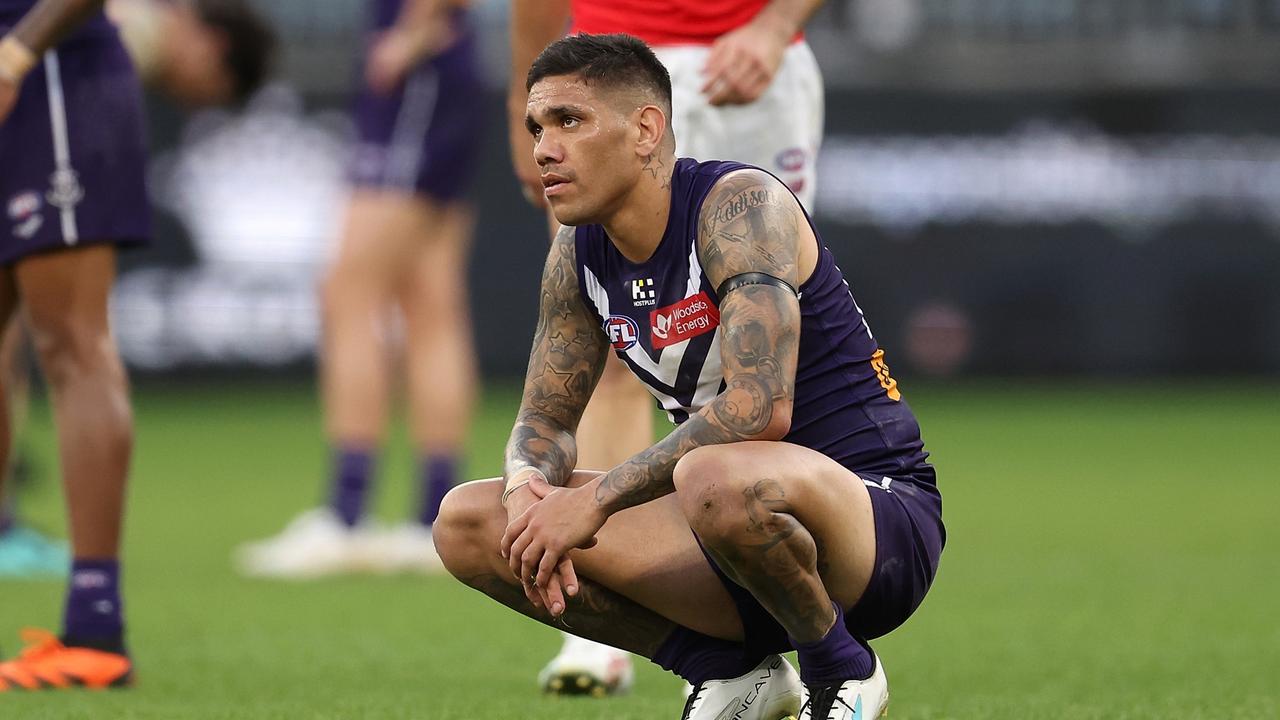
[461,573,673,658]
[702,479,836,643]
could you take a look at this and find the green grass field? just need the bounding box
[2,379,1277,719]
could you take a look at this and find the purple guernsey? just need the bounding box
[574,158,935,484]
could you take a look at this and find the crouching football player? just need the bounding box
[434,34,945,720]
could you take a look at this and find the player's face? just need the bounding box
[526,76,640,226]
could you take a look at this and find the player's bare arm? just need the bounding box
[503,223,608,500]
[365,0,468,93]
[0,0,105,119]
[5,0,103,52]
[702,0,823,105]
[592,168,808,513]
[507,0,571,206]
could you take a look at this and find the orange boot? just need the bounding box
[0,629,131,691]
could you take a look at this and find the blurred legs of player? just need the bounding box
[0,320,69,578]
[236,4,479,580]
[0,246,135,690]
[235,192,476,578]
[392,199,477,570]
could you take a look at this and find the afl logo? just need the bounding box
[603,315,639,350]
[775,148,806,173]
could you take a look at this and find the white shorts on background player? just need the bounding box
[656,40,824,211]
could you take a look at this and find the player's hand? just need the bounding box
[700,18,789,106]
[507,96,546,208]
[365,23,453,94]
[500,482,604,617]
[0,76,19,123]
[501,478,563,611]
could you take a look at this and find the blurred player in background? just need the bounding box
[236,0,482,578]
[0,0,273,581]
[0,0,273,689]
[507,0,825,695]
[0,0,149,691]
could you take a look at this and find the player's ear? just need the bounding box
[635,104,667,158]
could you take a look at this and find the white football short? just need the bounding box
[655,40,824,211]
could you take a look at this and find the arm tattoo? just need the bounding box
[593,171,804,513]
[505,225,608,487]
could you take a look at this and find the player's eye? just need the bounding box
[562,116,580,129]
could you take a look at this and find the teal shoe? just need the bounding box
[0,526,70,578]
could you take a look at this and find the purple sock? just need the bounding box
[63,558,124,646]
[0,500,14,534]
[790,602,874,684]
[329,447,375,527]
[652,625,758,686]
[417,454,456,526]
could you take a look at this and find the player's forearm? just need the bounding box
[754,0,824,38]
[591,370,794,515]
[507,224,607,490]
[505,349,601,488]
[4,0,104,60]
[504,413,578,489]
[507,0,570,112]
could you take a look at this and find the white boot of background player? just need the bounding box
[234,508,382,579]
[538,633,635,696]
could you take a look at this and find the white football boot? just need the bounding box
[797,652,888,720]
[538,633,635,697]
[370,523,446,574]
[680,654,803,720]
[234,508,380,579]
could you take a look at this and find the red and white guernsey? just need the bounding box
[569,0,800,46]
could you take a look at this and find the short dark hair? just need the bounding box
[527,33,671,109]
[196,0,277,104]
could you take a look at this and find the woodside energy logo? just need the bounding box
[650,291,719,350]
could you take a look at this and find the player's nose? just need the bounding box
[533,132,564,166]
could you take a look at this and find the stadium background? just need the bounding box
[4,1,1278,718]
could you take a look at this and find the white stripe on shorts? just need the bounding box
[43,50,79,245]
[385,67,439,190]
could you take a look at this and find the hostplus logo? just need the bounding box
[630,278,656,307]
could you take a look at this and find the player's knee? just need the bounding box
[27,319,108,386]
[673,447,745,540]
[433,481,502,576]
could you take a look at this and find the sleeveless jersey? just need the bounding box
[0,0,115,43]
[574,158,933,481]
[569,0,801,46]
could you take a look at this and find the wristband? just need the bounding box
[500,480,530,506]
[0,36,36,84]
[501,468,547,506]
